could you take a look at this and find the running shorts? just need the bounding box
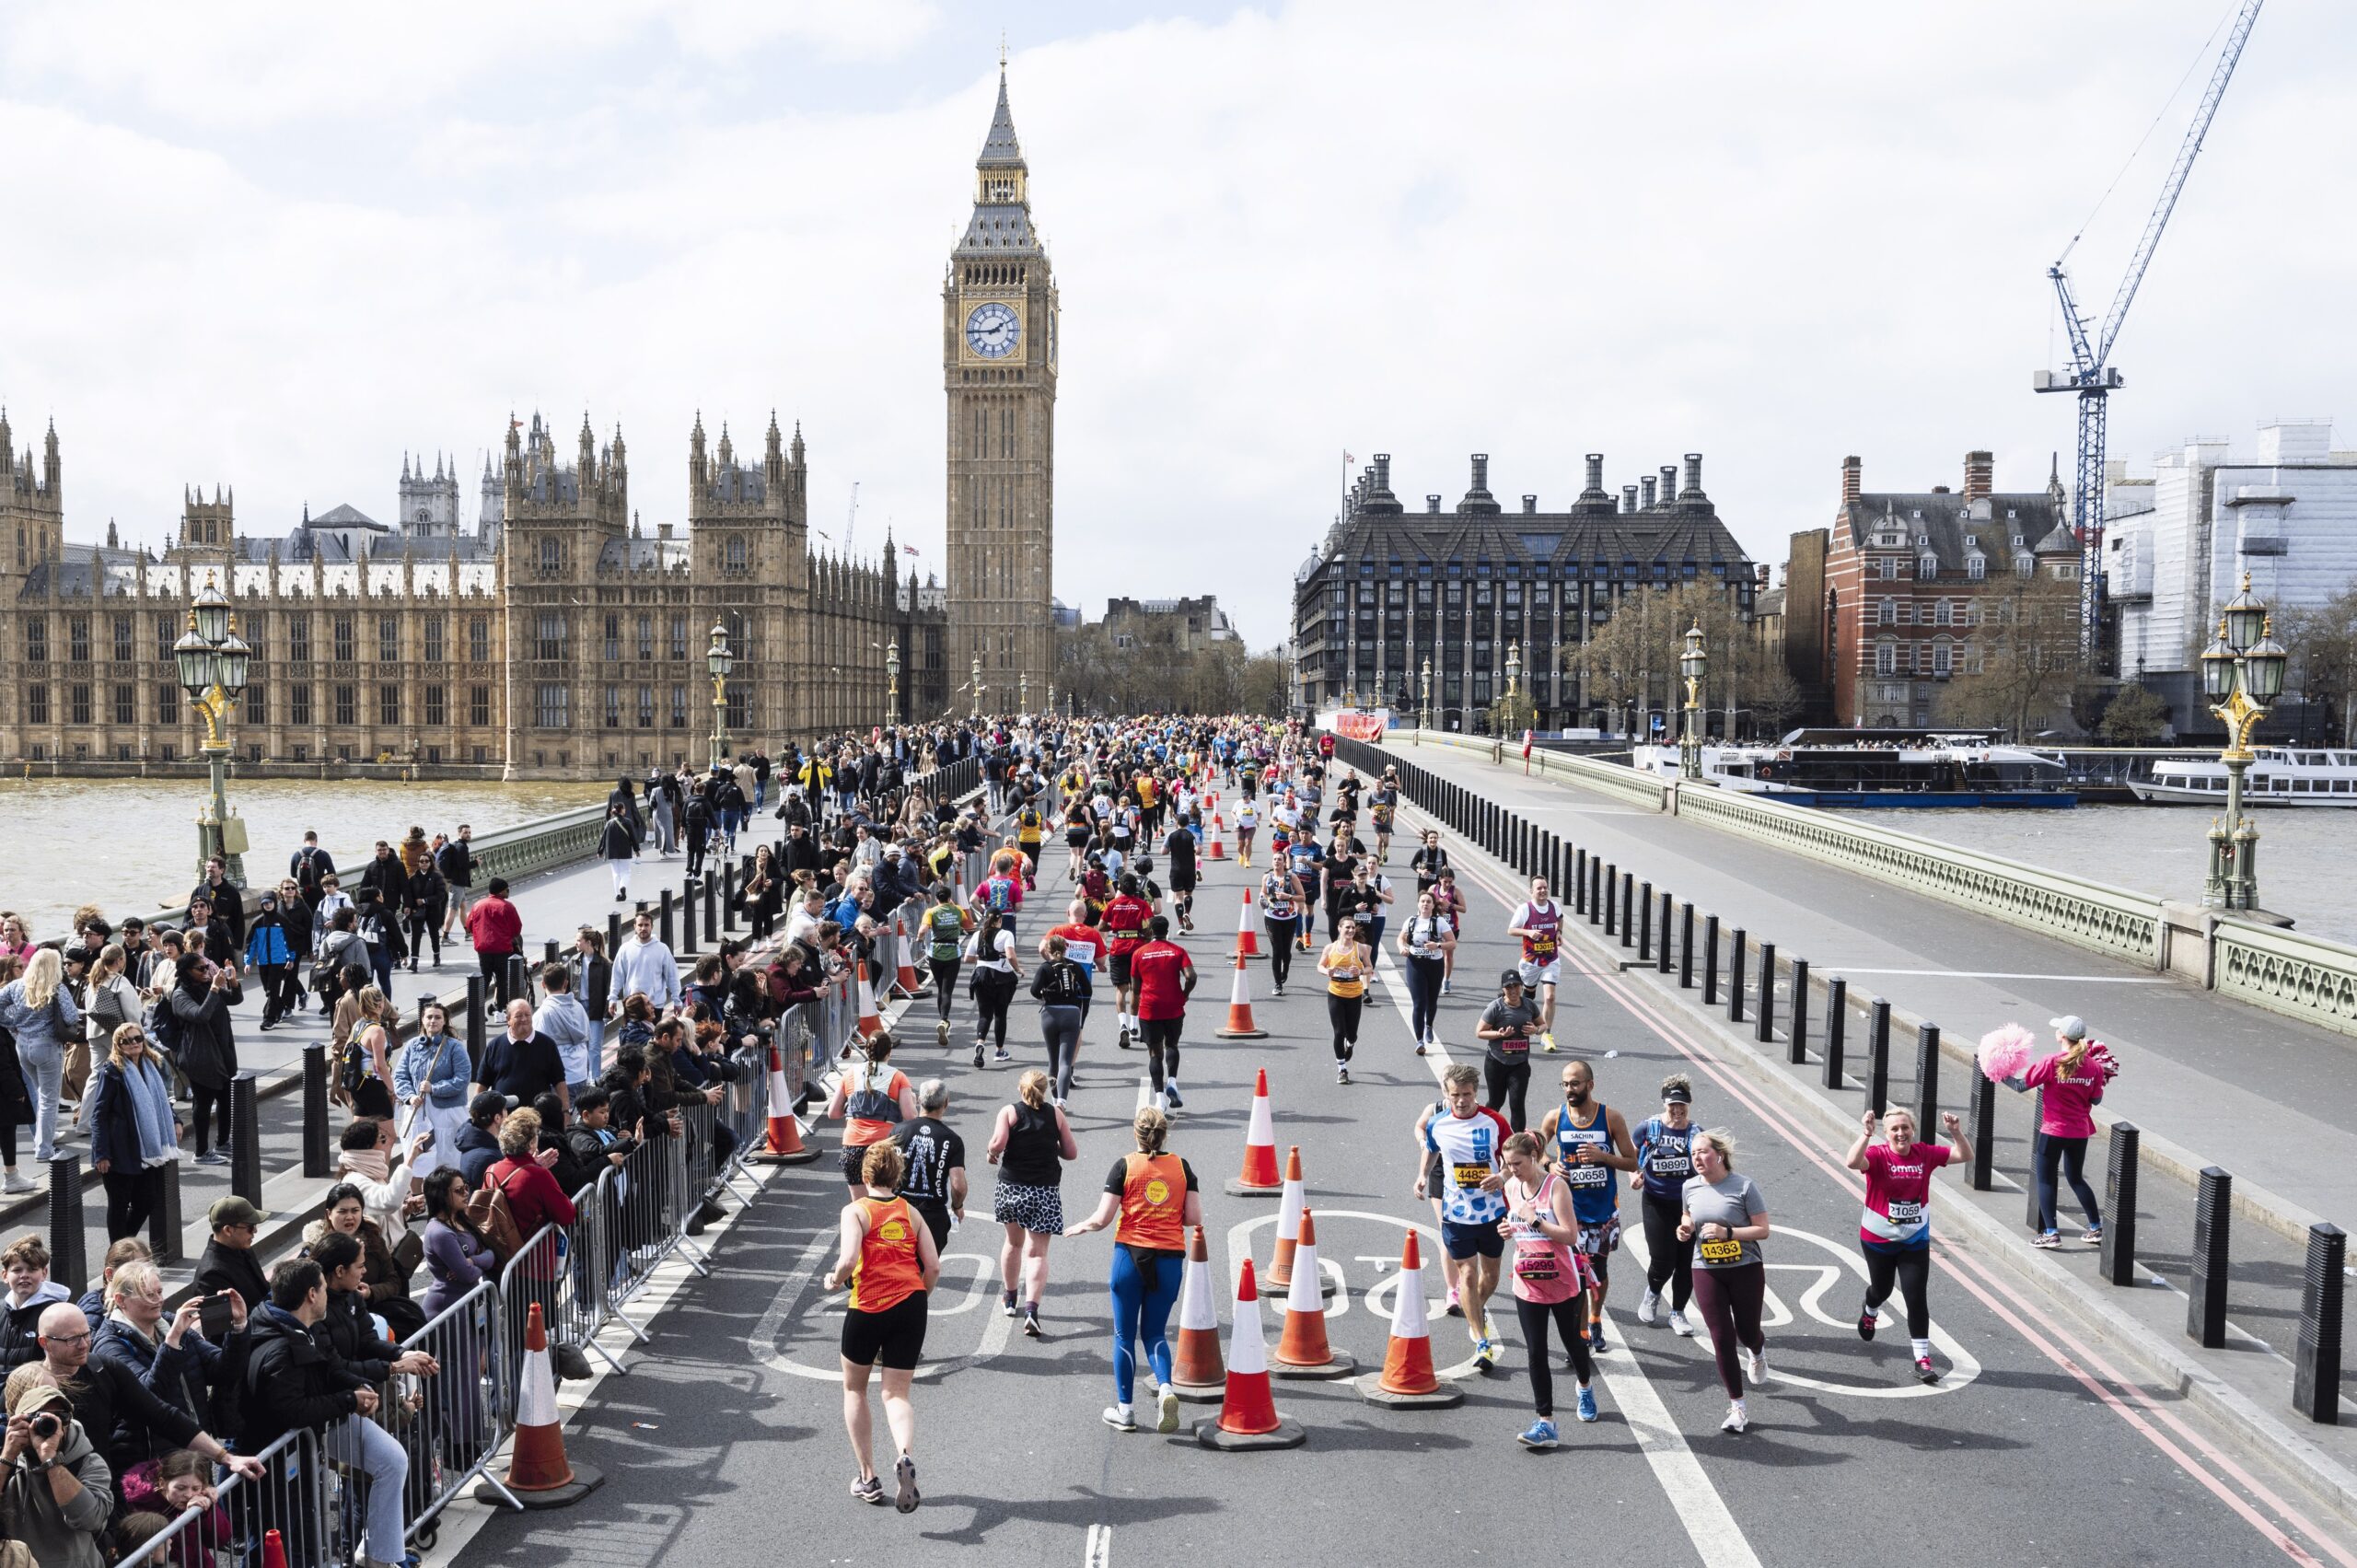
[1573,1214,1621,1258]
[1441,1217,1505,1261]
[1109,951,1136,987]
[1516,958,1562,989]
[841,1291,929,1370]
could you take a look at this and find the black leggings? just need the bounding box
[1483,1056,1530,1131]
[973,969,1016,1048]
[1265,921,1296,988]
[1141,1017,1183,1091]
[1690,1262,1766,1400]
[1514,1295,1593,1418]
[1640,1191,1693,1312]
[1864,1246,1932,1338]
[102,1167,163,1242]
[191,1085,231,1156]
[1327,993,1363,1062]
[2036,1133,2103,1233]
[1405,956,1443,1040]
[931,958,961,1022]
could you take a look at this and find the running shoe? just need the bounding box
[1474,1336,1495,1371]
[1541,1032,1559,1053]
[1587,1318,1607,1352]
[993,1046,1012,1063]
[1336,1063,1350,1085]
[1101,1404,1138,1432]
[1271,983,1285,997]
[2032,1230,2061,1249]
[1637,1290,1660,1327]
[1440,978,1452,995]
[850,1476,885,1505]
[194,1150,227,1167]
[894,1456,919,1514]
[1446,1285,1462,1318]
[1721,1400,1748,1434]
[1857,1306,1878,1342]
[2081,1226,2104,1246]
[1515,1419,1560,1449]
[1914,1357,1939,1385]
[1164,1084,1184,1110]
[971,1046,985,1068]
[1414,1042,1427,1057]
[1156,1386,1181,1434]
[1117,1028,1132,1051]
[1002,1290,1018,1318]
[1741,1346,1766,1386]
[1024,1310,1043,1339]
[1575,1387,1599,1423]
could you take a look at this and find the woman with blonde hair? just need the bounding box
[824,1140,939,1512]
[1063,1105,1203,1434]
[0,948,81,1165]
[1678,1129,1773,1434]
[346,987,398,1121]
[88,1024,181,1241]
[985,1068,1075,1339]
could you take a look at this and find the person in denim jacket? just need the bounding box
[392,1001,471,1184]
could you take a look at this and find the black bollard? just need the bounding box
[704,875,720,943]
[2188,1167,2232,1349]
[2293,1223,2346,1425]
[1969,1072,1996,1191]
[1603,865,1619,936]
[1866,998,1890,1115]
[2027,1088,2049,1230]
[1756,941,1777,1042]
[1787,958,1810,1064]
[505,953,528,1006]
[1702,915,1719,1004]
[723,863,739,932]
[302,1044,332,1179]
[1658,893,1675,976]
[543,938,561,967]
[1679,903,1695,988]
[1824,978,1847,1091]
[607,909,622,955]
[1589,854,1604,924]
[1638,881,1654,961]
[1574,848,1588,915]
[660,888,677,951]
[2102,1121,2140,1286]
[467,975,487,1062]
[682,877,699,955]
[148,1156,183,1266]
[1620,873,1634,950]
[1914,1023,1941,1137]
[1727,930,1747,1023]
[230,1072,263,1209]
[45,1155,87,1297]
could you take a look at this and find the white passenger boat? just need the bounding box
[2129,748,2357,807]
[1632,728,2075,808]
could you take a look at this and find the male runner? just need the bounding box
[1538,1059,1638,1353]
[1505,875,1566,1051]
[1102,875,1155,1049]
[1416,1063,1510,1369]
[1163,817,1199,935]
[1130,915,1195,1112]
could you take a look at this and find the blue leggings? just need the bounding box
[1109,1247,1184,1404]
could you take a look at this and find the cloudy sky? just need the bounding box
[0,1,2347,647]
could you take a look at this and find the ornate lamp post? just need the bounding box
[172,573,252,885]
[1047,681,1055,720]
[2200,574,2289,911]
[705,618,734,771]
[1019,671,1029,718]
[1418,656,1433,739]
[885,637,900,726]
[1678,620,1707,781]
[1499,641,1523,738]
[971,654,985,721]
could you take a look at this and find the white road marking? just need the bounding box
[1818,969,2169,983]
[1084,1522,1113,1567]
[1364,945,1762,1568]
[749,1238,1015,1383]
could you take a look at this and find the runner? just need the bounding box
[1678,1129,1772,1434]
[823,1032,919,1198]
[891,1079,968,1251]
[1101,876,1155,1050]
[1844,1105,1972,1384]
[1260,857,1305,998]
[1433,868,1468,995]
[1234,795,1259,867]
[1414,1063,1510,1369]
[1504,875,1566,1052]
[1409,828,1450,895]
[1396,889,1456,1054]
[1014,799,1046,877]
[985,1069,1077,1338]
[1538,1059,1636,1351]
[1130,916,1196,1112]
[1315,915,1371,1085]
[1475,970,1538,1129]
[1631,1074,1699,1336]
[965,908,1022,1069]
[1369,788,1396,865]
[1163,814,1199,935]
[824,1141,940,1511]
[1063,1106,1204,1434]
[1499,1130,1599,1446]
[1028,933,1092,1107]
[1062,799,1094,883]
[923,885,972,1047]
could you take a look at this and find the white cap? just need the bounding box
[2049,1015,2088,1041]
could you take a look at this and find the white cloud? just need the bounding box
[0,0,2350,650]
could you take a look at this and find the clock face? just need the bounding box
[965,301,1020,360]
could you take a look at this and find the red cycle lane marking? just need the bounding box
[1398,794,2348,1566]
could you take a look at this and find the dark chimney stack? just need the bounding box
[1522,494,1538,514]
[1660,466,1678,505]
[1621,485,1638,514]
[1963,449,1993,504]
[1427,494,1442,513]
[1841,455,1862,505]
[1471,454,1490,492]
[1583,454,1606,498]
[1641,476,1657,508]
[1681,453,1704,500]
[1373,454,1391,493]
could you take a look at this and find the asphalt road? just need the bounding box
[450,788,2355,1568]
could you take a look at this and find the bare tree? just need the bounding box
[2096,683,2170,745]
[2285,583,2357,745]
[1933,567,2084,739]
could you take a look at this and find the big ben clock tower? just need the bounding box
[945,63,1057,714]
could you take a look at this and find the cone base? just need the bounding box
[1195,1416,1305,1451]
[1270,1349,1357,1380]
[1223,1179,1285,1198]
[750,1148,822,1167]
[1214,1026,1270,1040]
[480,1461,605,1509]
[1353,1374,1465,1409]
[1168,1376,1226,1405]
[1264,1272,1337,1300]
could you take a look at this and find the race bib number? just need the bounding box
[1452,1163,1491,1190]
[1513,1245,1559,1283]
[1563,1162,1608,1187]
[1529,935,1557,959]
[1886,1201,1924,1225]
[1699,1238,1743,1263]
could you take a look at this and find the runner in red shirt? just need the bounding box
[1042,901,1105,1031]
[1129,916,1195,1114]
[1102,877,1155,1050]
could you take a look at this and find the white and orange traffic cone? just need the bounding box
[1356,1229,1463,1407]
[891,912,925,998]
[1224,1068,1283,1195]
[854,961,884,1040]
[1194,1257,1305,1450]
[477,1302,604,1506]
[261,1530,289,1568]
[1270,1210,1354,1378]
[1213,953,1267,1040]
[1265,1147,1338,1298]
[1233,886,1261,961]
[753,1042,820,1165]
[1170,1224,1225,1403]
[1206,812,1227,860]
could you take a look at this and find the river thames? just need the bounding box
[0,777,610,937]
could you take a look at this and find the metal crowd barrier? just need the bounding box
[394,1277,519,1537]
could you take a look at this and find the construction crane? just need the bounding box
[843,482,861,553]
[2036,0,2263,659]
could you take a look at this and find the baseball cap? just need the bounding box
[2049,1015,2088,1041]
[1500,969,1526,988]
[1662,1083,1692,1105]
[207,1196,261,1230]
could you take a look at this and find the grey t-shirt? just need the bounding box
[1479,995,1542,1064]
[1681,1171,1767,1269]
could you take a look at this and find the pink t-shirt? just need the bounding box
[1505,1170,1582,1305]
[2022,1050,2112,1139]
[1860,1141,1952,1249]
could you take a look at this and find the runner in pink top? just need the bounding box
[1497,1132,1599,1446]
[2011,1016,2119,1249]
[1844,1107,1972,1385]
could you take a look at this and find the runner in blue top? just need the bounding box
[1538,1059,1637,1353]
[1629,1074,1699,1337]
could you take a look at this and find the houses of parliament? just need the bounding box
[0,69,1058,781]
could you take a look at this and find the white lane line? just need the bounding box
[1084,1522,1113,1567]
[1366,944,1763,1568]
[1822,969,2170,983]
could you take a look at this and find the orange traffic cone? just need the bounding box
[1233,885,1261,960]
[1170,1224,1225,1402]
[1194,1258,1305,1450]
[1213,953,1267,1040]
[854,961,884,1040]
[1264,1146,1336,1297]
[1271,1210,1354,1378]
[891,912,925,998]
[1225,1069,1283,1195]
[1357,1229,1463,1407]
[754,1042,820,1165]
[1206,812,1227,860]
[476,1302,604,1506]
[261,1530,288,1568]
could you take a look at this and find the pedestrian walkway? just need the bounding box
[1377,738,2357,1229]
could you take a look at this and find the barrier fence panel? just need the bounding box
[115,1429,303,1568]
[397,1278,520,1538]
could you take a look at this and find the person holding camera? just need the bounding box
[33,1301,263,1490]
[1,1372,111,1568]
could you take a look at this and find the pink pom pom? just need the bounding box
[1977,1024,2036,1083]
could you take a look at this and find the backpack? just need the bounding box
[466,1168,527,1269]
[144,994,184,1058]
